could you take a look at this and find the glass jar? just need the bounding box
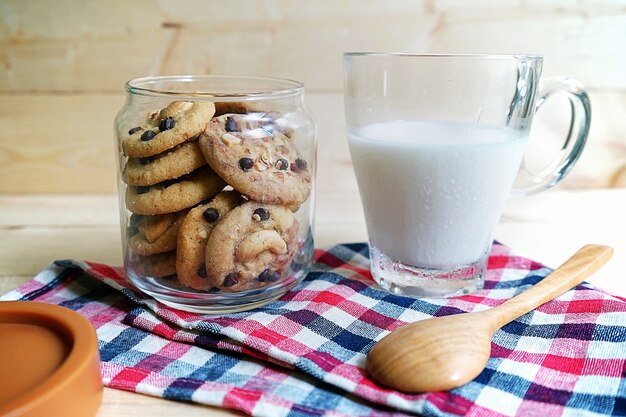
[114,75,316,313]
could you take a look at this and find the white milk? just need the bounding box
[348,120,528,269]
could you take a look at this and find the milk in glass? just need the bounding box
[348,120,528,270]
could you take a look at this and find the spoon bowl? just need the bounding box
[368,312,494,392]
[366,244,614,393]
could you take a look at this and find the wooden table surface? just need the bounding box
[1,186,625,416]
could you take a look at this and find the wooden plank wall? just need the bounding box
[1,0,625,193]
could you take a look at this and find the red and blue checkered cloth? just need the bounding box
[2,242,626,416]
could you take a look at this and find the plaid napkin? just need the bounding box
[2,242,626,417]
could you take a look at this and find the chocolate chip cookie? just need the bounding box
[122,141,206,186]
[204,201,299,292]
[125,166,226,215]
[199,113,312,210]
[176,190,243,290]
[122,101,215,158]
[128,211,186,256]
[132,212,175,243]
[133,250,177,278]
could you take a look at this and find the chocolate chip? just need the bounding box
[197,264,207,278]
[295,158,307,170]
[252,208,270,221]
[225,116,238,132]
[223,273,239,287]
[203,207,220,223]
[128,126,142,135]
[275,158,289,171]
[239,157,254,171]
[159,117,176,131]
[136,186,151,194]
[140,130,157,141]
[257,269,280,282]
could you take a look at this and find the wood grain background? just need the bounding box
[1,0,625,193]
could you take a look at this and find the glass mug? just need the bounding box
[114,75,316,313]
[343,53,590,298]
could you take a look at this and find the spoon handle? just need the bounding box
[486,244,614,329]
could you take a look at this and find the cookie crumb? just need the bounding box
[221,133,242,147]
[159,100,193,119]
[273,135,285,146]
[254,160,268,172]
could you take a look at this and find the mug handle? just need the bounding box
[512,77,591,196]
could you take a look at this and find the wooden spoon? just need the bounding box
[366,244,614,393]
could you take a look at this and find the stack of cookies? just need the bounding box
[121,100,312,293]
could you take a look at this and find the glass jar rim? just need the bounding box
[125,75,305,101]
[344,52,543,61]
